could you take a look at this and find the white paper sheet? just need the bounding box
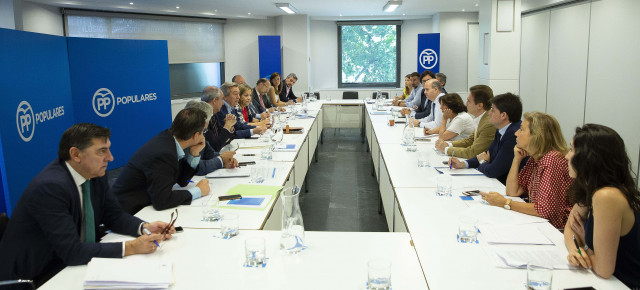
[462,204,548,226]
[479,224,554,245]
[84,257,172,289]
[206,167,250,178]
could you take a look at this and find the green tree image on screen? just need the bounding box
[341,25,397,84]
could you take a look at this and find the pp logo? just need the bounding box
[419,49,438,70]
[16,101,35,142]
[93,88,115,117]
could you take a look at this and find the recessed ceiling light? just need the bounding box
[129,2,133,5]
[383,0,402,12]
[339,14,342,16]
[248,12,251,15]
[214,9,218,12]
[462,8,465,11]
[475,3,479,6]
[176,6,180,9]
[276,3,297,14]
[402,13,405,16]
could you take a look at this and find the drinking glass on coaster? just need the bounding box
[220,214,239,238]
[245,237,266,267]
[250,166,267,183]
[436,175,452,196]
[202,206,221,222]
[260,146,273,160]
[458,216,478,243]
[367,259,391,290]
[527,263,552,290]
[417,151,430,167]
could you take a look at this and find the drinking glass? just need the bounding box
[527,263,552,290]
[458,216,478,243]
[436,175,452,196]
[220,214,239,238]
[367,259,391,290]
[245,237,266,267]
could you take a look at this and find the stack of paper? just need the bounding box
[479,224,554,245]
[488,247,576,269]
[206,167,250,178]
[83,258,172,289]
[273,144,297,152]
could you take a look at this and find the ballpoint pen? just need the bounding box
[573,234,582,255]
[449,149,455,170]
[143,227,160,247]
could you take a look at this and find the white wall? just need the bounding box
[519,0,640,171]
[437,12,479,93]
[223,18,276,86]
[0,0,16,29]
[22,1,63,36]
[309,20,338,91]
[400,18,433,79]
[277,15,310,96]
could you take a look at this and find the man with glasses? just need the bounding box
[0,123,174,287]
[111,108,211,215]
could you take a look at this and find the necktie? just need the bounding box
[81,181,95,243]
[258,92,266,109]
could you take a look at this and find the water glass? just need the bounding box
[405,144,417,152]
[260,147,273,160]
[367,259,391,290]
[527,263,552,290]
[202,206,221,222]
[250,166,268,183]
[326,95,332,101]
[417,151,430,167]
[436,174,452,196]
[458,216,478,243]
[221,214,239,238]
[245,237,266,267]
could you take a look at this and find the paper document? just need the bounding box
[434,167,484,176]
[479,224,554,245]
[273,144,297,152]
[490,247,576,269]
[462,204,548,226]
[218,195,271,209]
[83,257,172,289]
[206,167,250,178]
[370,111,391,115]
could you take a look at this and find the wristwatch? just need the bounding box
[503,199,511,210]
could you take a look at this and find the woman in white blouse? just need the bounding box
[426,93,475,141]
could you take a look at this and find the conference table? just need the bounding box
[41,99,628,289]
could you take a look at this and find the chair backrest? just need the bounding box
[313,92,320,99]
[342,91,358,99]
[0,213,7,243]
[372,92,389,99]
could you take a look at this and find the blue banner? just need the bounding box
[0,28,76,215]
[258,36,282,79]
[417,33,440,74]
[67,38,172,169]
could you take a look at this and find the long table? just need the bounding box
[41,100,628,289]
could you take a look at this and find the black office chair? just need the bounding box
[371,92,389,99]
[0,213,35,290]
[313,92,320,99]
[342,91,358,99]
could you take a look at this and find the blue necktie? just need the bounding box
[82,181,95,243]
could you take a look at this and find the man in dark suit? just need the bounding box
[0,123,172,287]
[436,72,448,95]
[216,82,266,139]
[111,108,211,215]
[202,86,237,152]
[184,100,238,175]
[450,93,525,184]
[402,70,437,120]
[279,73,302,103]
[252,78,275,113]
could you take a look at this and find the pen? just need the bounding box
[242,154,256,156]
[272,168,276,178]
[449,149,455,170]
[188,180,193,183]
[142,227,160,247]
[573,235,582,255]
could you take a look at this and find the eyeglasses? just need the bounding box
[161,209,178,235]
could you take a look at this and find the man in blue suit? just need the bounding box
[449,93,525,184]
[216,82,266,139]
[0,123,172,287]
[279,73,302,103]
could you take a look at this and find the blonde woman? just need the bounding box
[237,84,269,128]
[481,111,573,229]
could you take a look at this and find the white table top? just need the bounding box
[40,231,428,290]
[396,187,628,290]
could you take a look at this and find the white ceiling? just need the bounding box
[26,0,481,20]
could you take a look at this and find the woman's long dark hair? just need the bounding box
[571,124,640,211]
[270,72,283,95]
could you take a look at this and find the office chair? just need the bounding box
[0,280,36,290]
[371,92,389,99]
[342,91,358,99]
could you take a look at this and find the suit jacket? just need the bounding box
[111,129,199,214]
[216,103,255,139]
[193,141,223,176]
[205,113,235,152]
[252,88,272,110]
[467,120,524,184]
[447,111,494,158]
[279,85,297,103]
[0,159,142,285]
[413,89,433,120]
